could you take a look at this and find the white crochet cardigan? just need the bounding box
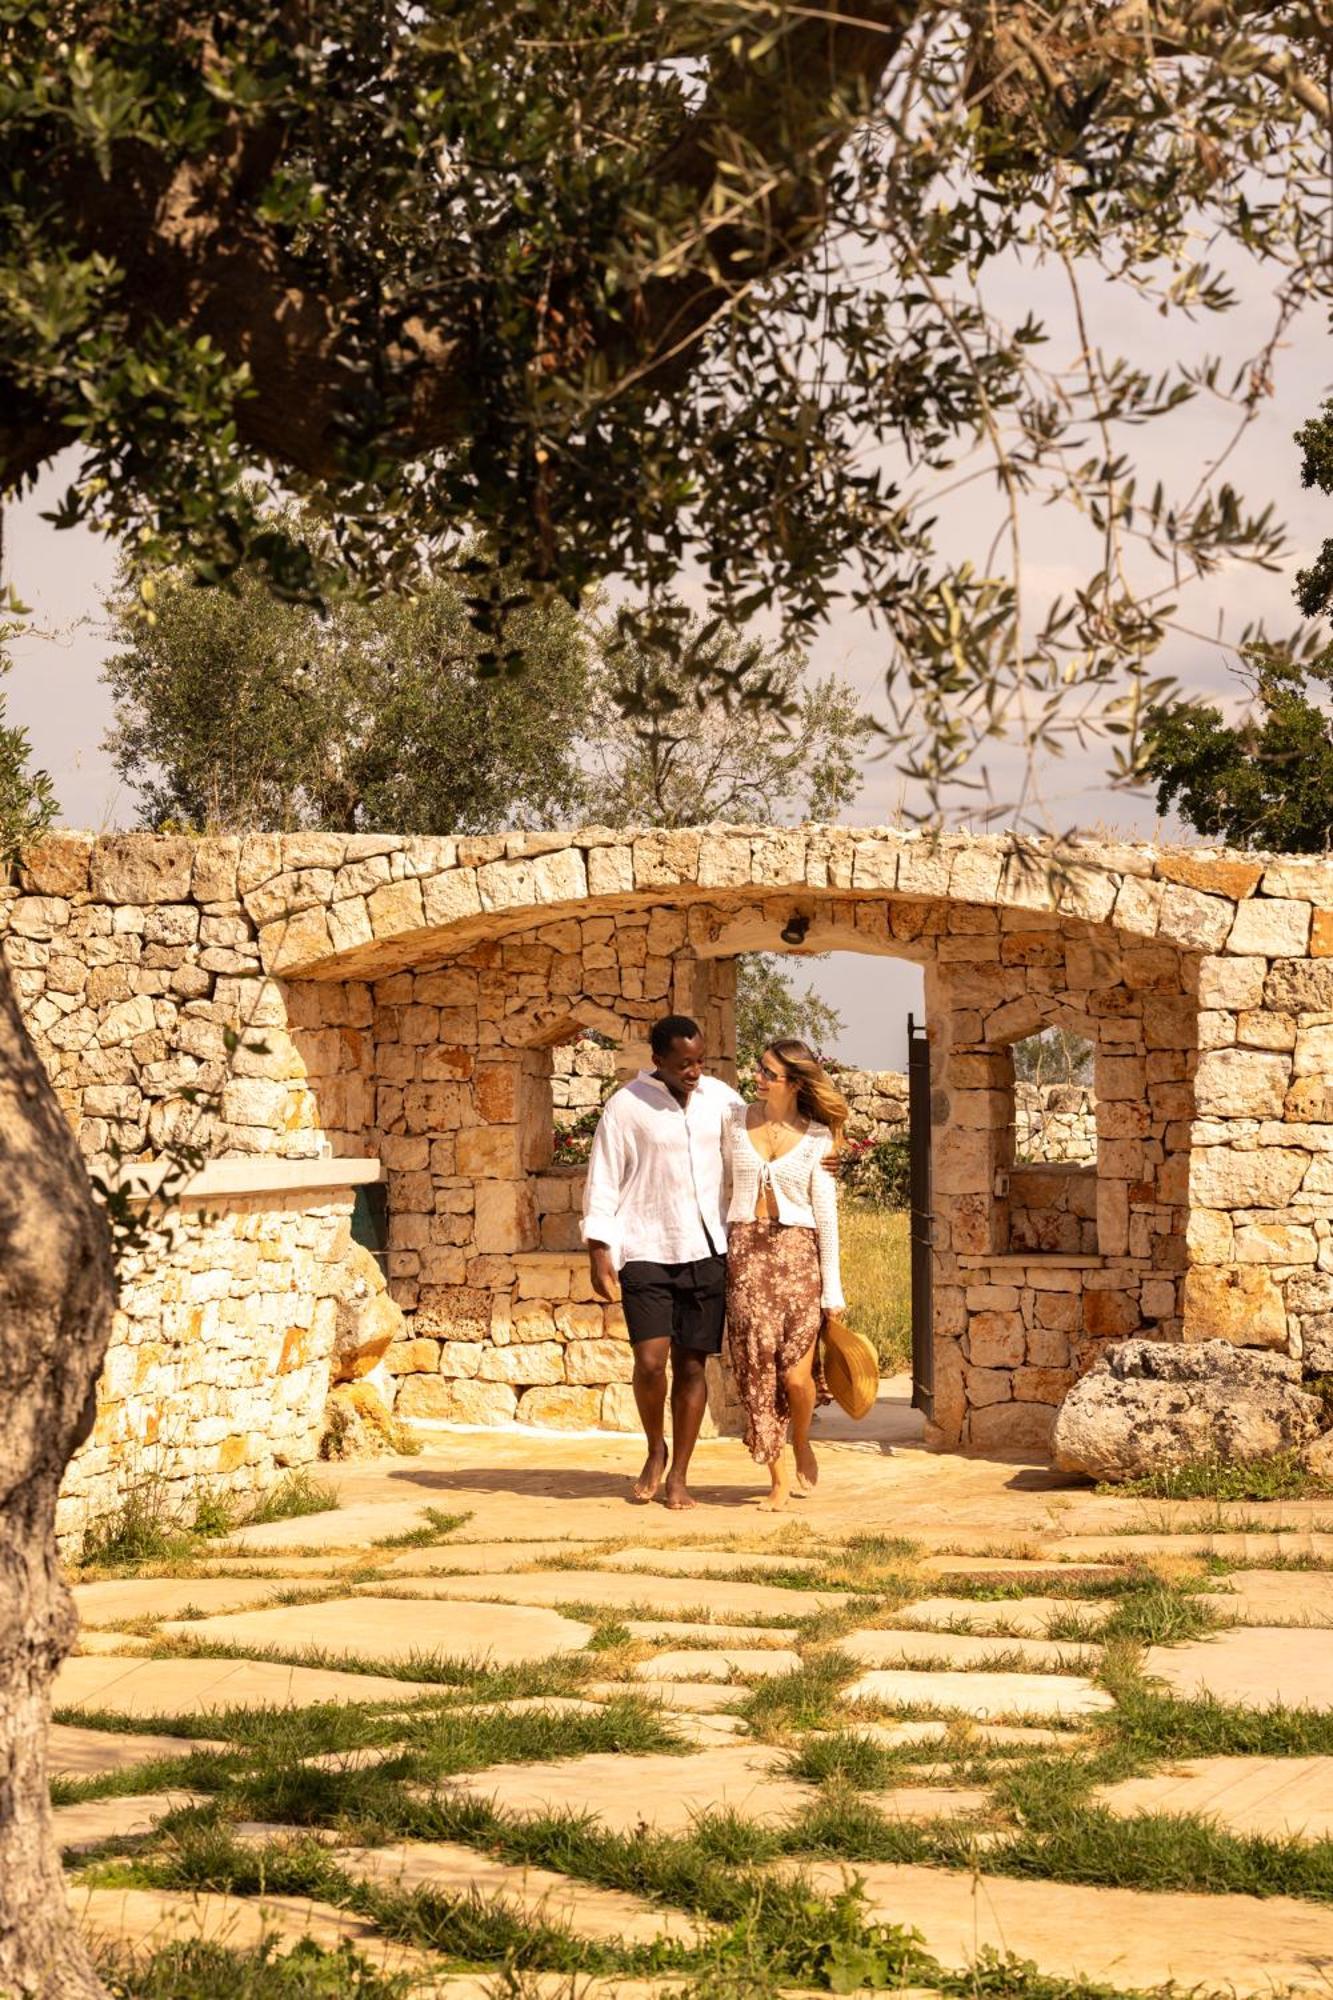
[724,1105,845,1310]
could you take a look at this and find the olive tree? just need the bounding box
[1,5,1331,1991]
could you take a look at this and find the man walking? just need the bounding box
[582,1014,743,1509]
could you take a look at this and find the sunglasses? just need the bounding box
[754,1060,788,1083]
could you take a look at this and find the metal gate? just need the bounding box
[907,1012,934,1419]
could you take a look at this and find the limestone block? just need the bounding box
[1052,1339,1319,1480]
[1096,1057,1147,1102]
[1112,874,1163,939]
[969,1400,1056,1452]
[1158,885,1234,953]
[1261,858,1333,900]
[90,836,192,904]
[965,1368,1011,1407]
[1294,1024,1333,1076]
[1265,960,1333,1013]
[517,1385,602,1429]
[1286,1078,1333,1123]
[1233,1222,1318,1265]
[258,905,334,973]
[1157,853,1262,900]
[932,1125,994,1196]
[601,1384,639,1430]
[332,1246,405,1380]
[1237,1009,1296,1051]
[966,1311,1025,1369]
[21,833,93,897]
[554,1302,603,1339]
[395,1376,518,1424]
[456,1126,523,1178]
[385,1339,441,1375]
[1182,1266,1287,1348]
[1227,898,1311,958]
[1313,909,1333,957]
[565,1338,634,1385]
[474,1179,538,1255]
[1082,1290,1140,1339]
[99,996,158,1047]
[327,897,373,953]
[1186,1208,1234,1261]
[1194,1049,1290,1119]
[586,845,634,895]
[420,868,483,928]
[751,831,806,885]
[413,1285,491,1339]
[1190,1148,1308,1210]
[367,877,426,936]
[478,1341,565,1385]
[437,1341,484,1378]
[633,830,700,887]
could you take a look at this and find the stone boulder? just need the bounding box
[1052,1339,1322,1483]
[332,1242,404,1382]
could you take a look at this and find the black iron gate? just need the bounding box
[907,1012,934,1419]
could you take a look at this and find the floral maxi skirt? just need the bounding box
[725,1220,830,1465]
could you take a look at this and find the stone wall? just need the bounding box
[8,825,1333,1495]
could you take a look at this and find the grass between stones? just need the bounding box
[369,1508,471,1550]
[78,1473,342,1572]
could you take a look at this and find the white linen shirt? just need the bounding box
[581,1071,744,1267]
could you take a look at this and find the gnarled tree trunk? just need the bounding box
[0,960,115,1998]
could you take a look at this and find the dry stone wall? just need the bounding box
[6,825,1333,1513]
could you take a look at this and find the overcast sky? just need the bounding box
[5,246,1330,1069]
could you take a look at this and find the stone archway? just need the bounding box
[4,823,1325,1532]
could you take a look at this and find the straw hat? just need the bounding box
[821,1312,879,1421]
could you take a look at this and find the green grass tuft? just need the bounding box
[1102,1450,1333,1502]
[243,1472,340,1527]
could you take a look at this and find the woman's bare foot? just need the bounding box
[663,1474,696,1510]
[760,1460,791,1511]
[793,1441,819,1492]
[632,1442,668,1503]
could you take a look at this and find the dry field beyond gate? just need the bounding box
[53,1407,1333,2000]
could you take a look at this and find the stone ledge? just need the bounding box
[116,1156,385,1204]
[957,1255,1106,1270]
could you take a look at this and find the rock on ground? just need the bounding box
[1051,1339,1322,1483]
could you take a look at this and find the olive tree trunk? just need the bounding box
[0,959,115,1998]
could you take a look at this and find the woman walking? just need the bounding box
[725,1039,847,1509]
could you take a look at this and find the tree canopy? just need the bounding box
[2,4,1329,801]
[0,656,54,861]
[103,549,593,833]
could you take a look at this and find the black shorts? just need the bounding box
[620,1255,727,1355]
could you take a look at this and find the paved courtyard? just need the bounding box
[57,1384,1333,1997]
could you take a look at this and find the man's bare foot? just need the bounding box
[793,1442,818,1492]
[663,1474,696,1511]
[632,1443,668,1503]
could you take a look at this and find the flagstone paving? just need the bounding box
[841,1628,1101,1672]
[57,1418,1333,1999]
[846,1667,1115,1720]
[1144,1626,1333,1709]
[158,1595,593,1666]
[633,1647,803,1681]
[1097,1755,1333,1840]
[51,1790,208,1854]
[451,1744,815,1832]
[895,1595,1114,1636]
[73,1576,329,1624]
[331,1839,714,1944]
[55,1652,434,1716]
[362,1569,845,1618]
[73,1883,433,1976]
[799,1859,1333,1994]
[1206,1568,1333,1626]
[48,1722,225,1776]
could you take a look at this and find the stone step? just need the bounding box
[794,1859,1333,1996]
[1207,1570,1333,1627]
[622,1619,797,1645]
[587,1677,739,1711]
[360,1570,846,1618]
[74,1576,309,1626]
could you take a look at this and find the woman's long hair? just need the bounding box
[765,1039,849,1150]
